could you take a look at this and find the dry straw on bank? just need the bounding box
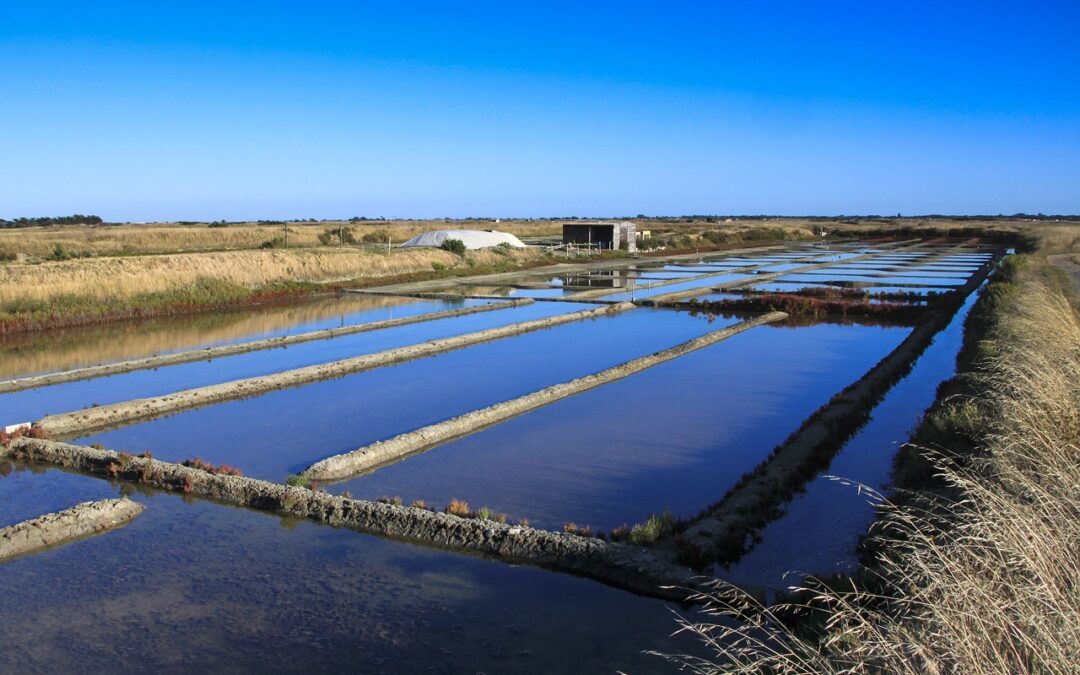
[0,220,560,258]
[654,265,1079,674]
[0,246,539,304]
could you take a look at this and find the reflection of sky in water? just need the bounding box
[335,322,910,530]
[602,273,752,300]
[0,464,117,525]
[0,469,699,673]
[826,266,972,277]
[743,282,939,295]
[78,308,738,482]
[0,295,486,380]
[777,273,965,287]
[1,301,587,422]
[726,289,979,590]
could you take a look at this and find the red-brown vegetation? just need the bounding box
[180,457,243,476]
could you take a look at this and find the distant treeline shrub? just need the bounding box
[0,214,103,228]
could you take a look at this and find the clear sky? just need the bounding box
[2,1,1078,220]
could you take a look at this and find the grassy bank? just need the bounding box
[0,248,545,334]
[0,220,562,259]
[656,237,1079,672]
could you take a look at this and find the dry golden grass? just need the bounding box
[654,253,1080,674]
[0,246,542,305]
[0,220,561,258]
[4,216,1066,260]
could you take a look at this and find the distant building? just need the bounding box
[561,221,637,252]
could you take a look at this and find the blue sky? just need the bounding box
[2,2,1078,220]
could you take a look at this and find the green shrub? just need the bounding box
[47,243,92,260]
[628,510,674,546]
[285,473,311,488]
[440,238,466,255]
[260,236,286,249]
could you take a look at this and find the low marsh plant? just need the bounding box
[628,510,674,546]
[562,522,593,538]
[181,457,243,476]
[0,424,51,447]
[609,523,632,542]
[285,473,312,488]
[445,498,470,517]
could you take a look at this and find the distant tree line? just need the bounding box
[0,214,103,228]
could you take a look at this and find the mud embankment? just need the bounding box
[664,252,1002,566]
[36,302,635,437]
[0,299,533,394]
[304,310,788,481]
[2,438,700,601]
[0,498,144,561]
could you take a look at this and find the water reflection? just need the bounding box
[0,294,447,380]
[0,468,702,673]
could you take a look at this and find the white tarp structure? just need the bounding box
[399,229,527,249]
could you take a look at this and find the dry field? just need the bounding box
[3,216,1060,261]
[0,220,562,259]
[0,245,542,305]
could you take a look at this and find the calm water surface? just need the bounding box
[725,287,980,589]
[77,309,740,482]
[0,466,701,674]
[0,300,585,424]
[332,322,910,530]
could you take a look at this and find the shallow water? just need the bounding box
[725,285,981,589]
[742,281,939,295]
[0,300,586,424]
[603,273,754,300]
[331,321,910,530]
[0,466,701,674]
[0,294,470,380]
[77,308,741,482]
[0,463,117,526]
[776,273,966,287]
